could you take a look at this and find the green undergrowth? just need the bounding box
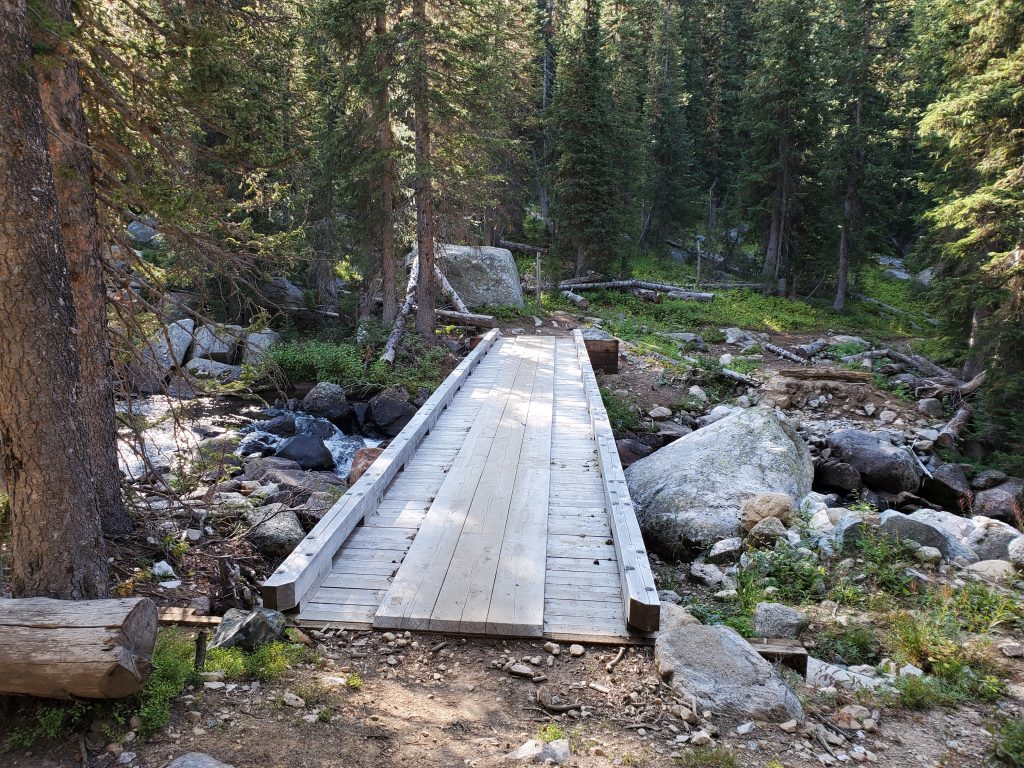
[204,640,308,682]
[2,628,310,750]
[991,718,1024,766]
[267,338,447,397]
[672,746,739,768]
[683,527,1020,712]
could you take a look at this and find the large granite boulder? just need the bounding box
[879,510,978,563]
[301,382,354,430]
[191,324,244,364]
[973,477,1024,522]
[826,430,920,493]
[141,319,195,374]
[965,516,1023,561]
[655,622,803,722]
[244,504,305,558]
[921,464,971,510]
[210,607,286,651]
[242,329,281,365]
[185,358,242,383]
[753,603,809,639]
[432,244,524,308]
[625,408,813,552]
[369,387,418,437]
[274,434,334,471]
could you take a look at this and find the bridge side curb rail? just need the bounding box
[572,329,660,632]
[262,329,502,611]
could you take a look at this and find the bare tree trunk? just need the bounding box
[575,242,588,278]
[962,306,990,380]
[376,12,398,327]
[32,0,130,535]
[412,0,435,339]
[0,0,108,598]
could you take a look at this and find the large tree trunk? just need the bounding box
[377,12,398,327]
[763,133,788,294]
[412,0,436,339]
[833,176,854,312]
[0,0,109,598]
[32,0,130,535]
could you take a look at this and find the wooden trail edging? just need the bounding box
[263,329,501,611]
[572,330,660,632]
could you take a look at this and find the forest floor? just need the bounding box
[3,272,1021,768]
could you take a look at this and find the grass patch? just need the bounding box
[814,624,882,666]
[135,628,200,734]
[600,386,645,433]
[672,747,739,767]
[991,718,1024,766]
[538,723,565,742]
[205,641,307,683]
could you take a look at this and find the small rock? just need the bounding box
[917,398,944,419]
[1000,642,1024,658]
[736,722,755,735]
[914,546,943,565]
[203,681,225,691]
[747,516,788,548]
[509,663,535,678]
[116,752,137,765]
[690,730,714,747]
[569,644,585,657]
[753,603,809,639]
[543,641,560,655]
[282,692,305,708]
[780,720,799,734]
[107,743,124,758]
[184,711,202,724]
[649,406,673,420]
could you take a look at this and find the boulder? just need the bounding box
[617,438,653,468]
[301,382,354,430]
[243,457,344,504]
[660,603,701,633]
[917,398,944,419]
[753,603,809,639]
[740,493,794,532]
[965,560,1017,582]
[209,608,286,652]
[369,387,418,437]
[166,755,236,768]
[243,457,302,480]
[1008,536,1024,570]
[185,358,242,383]
[242,329,281,365]
[259,414,297,437]
[244,504,306,558]
[258,277,306,311]
[127,218,159,245]
[348,447,383,485]
[834,513,872,551]
[879,510,977,563]
[696,404,740,428]
[432,244,524,308]
[747,516,788,548]
[502,739,570,764]
[972,469,1008,491]
[965,517,1022,561]
[191,324,243,364]
[274,434,334,471]
[139,319,195,379]
[826,430,920,493]
[908,507,977,541]
[655,623,803,723]
[973,477,1024,522]
[920,464,970,510]
[815,462,863,494]
[626,408,813,551]
[707,537,744,563]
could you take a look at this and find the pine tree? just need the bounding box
[551,0,622,276]
[916,0,1024,450]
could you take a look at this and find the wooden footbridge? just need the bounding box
[262,330,660,643]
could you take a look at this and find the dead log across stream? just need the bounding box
[0,597,157,699]
[559,279,714,301]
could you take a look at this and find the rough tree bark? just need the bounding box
[0,0,109,598]
[32,0,131,535]
[411,0,436,339]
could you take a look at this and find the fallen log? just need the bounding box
[498,239,547,256]
[433,264,469,314]
[852,293,940,327]
[382,256,420,364]
[841,348,948,379]
[777,368,873,382]
[561,289,589,310]
[559,279,714,301]
[762,341,806,365]
[435,309,498,328]
[721,368,760,387]
[0,597,157,699]
[795,340,829,359]
[937,406,972,449]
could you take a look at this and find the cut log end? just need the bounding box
[0,597,157,699]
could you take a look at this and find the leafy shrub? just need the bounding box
[742,547,826,605]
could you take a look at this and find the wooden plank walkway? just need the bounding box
[262,330,659,642]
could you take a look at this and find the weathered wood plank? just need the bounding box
[263,328,501,610]
[572,330,660,632]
